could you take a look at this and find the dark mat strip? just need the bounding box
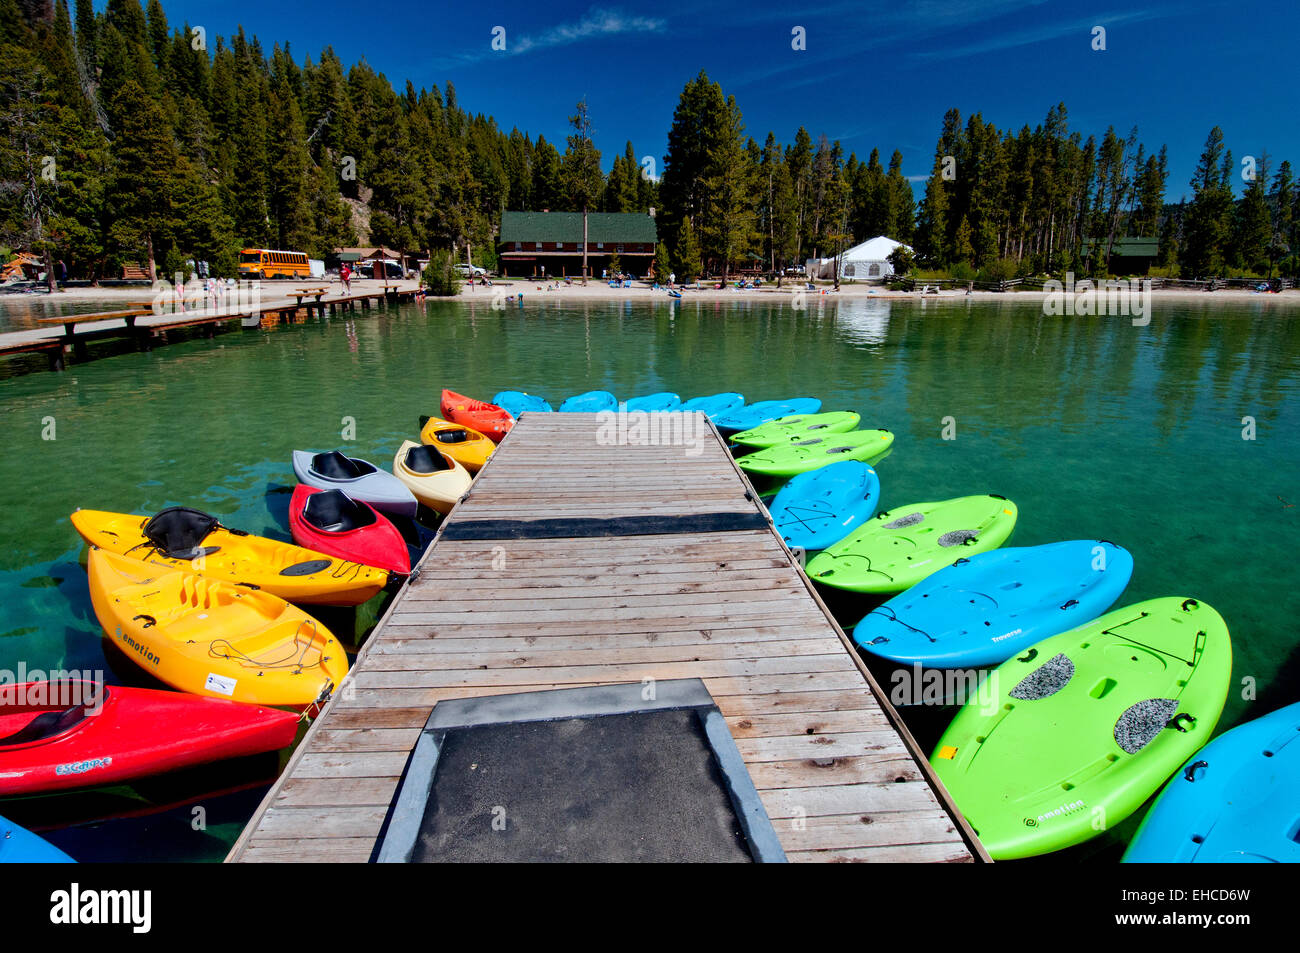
[439,511,769,540]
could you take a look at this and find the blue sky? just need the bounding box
[148,0,1297,201]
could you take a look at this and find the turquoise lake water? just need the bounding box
[0,294,1297,862]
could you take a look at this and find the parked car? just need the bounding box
[360,260,404,279]
[453,263,488,278]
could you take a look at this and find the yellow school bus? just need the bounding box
[238,248,311,280]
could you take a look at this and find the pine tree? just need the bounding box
[673,216,701,281]
[104,78,179,279]
[1181,127,1233,276]
[0,44,64,289]
[1272,161,1295,277]
[561,97,601,280]
[1231,151,1271,273]
[700,95,755,279]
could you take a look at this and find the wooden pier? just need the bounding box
[228,413,984,863]
[0,282,424,372]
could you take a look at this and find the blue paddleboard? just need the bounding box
[854,540,1133,668]
[492,391,553,417]
[558,390,618,412]
[770,461,880,552]
[714,398,823,435]
[622,392,682,413]
[0,815,74,863]
[680,393,744,418]
[1124,701,1300,863]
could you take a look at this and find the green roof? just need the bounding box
[500,211,657,244]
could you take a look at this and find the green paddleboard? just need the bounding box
[730,411,862,448]
[806,494,1016,593]
[932,598,1231,860]
[736,429,893,477]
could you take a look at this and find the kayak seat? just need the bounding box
[0,706,87,747]
[303,489,377,534]
[143,506,220,558]
[312,451,374,481]
[938,530,980,547]
[434,429,471,444]
[1114,698,1180,754]
[885,512,924,529]
[405,444,453,474]
[1009,653,1075,700]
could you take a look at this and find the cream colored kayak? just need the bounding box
[392,440,472,514]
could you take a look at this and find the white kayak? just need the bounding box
[292,450,418,518]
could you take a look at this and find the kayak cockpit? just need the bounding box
[303,489,377,534]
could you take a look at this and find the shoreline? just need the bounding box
[6,276,1300,309]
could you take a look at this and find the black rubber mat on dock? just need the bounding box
[438,511,768,540]
[374,680,785,864]
[410,711,751,863]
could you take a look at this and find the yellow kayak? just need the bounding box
[393,440,472,514]
[71,508,388,606]
[418,416,494,473]
[87,548,349,708]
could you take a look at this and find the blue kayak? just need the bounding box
[714,398,823,435]
[680,393,744,418]
[0,815,74,863]
[559,390,618,413]
[623,392,682,413]
[1124,702,1300,863]
[770,461,880,552]
[854,540,1134,668]
[492,391,553,417]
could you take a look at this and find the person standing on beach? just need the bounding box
[340,263,352,293]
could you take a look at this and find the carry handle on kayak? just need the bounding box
[1166,713,1196,733]
[132,614,157,628]
[1184,759,1208,782]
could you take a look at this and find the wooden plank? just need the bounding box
[358,638,847,670]
[350,654,852,688]
[381,615,828,637]
[239,840,376,863]
[276,778,401,807]
[770,813,961,852]
[369,626,833,654]
[746,754,925,789]
[254,806,388,839]
[788,842,974,864]
[758,783,942,819]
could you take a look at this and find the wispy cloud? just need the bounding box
[429,7,665,68]
[727,0,1051,91]
[512,8,665,56]
[911,9,1167,60]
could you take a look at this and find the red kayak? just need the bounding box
[441,389,514,443]
[0,681,299,796]
[289,484,410,575]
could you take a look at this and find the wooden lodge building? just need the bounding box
[498,211,658,278]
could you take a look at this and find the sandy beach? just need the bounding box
[18,276,1300,309]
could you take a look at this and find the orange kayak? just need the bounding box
[441,389,514,442]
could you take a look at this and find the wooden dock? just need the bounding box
[228,413,984,863]
[0,282,424,372]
